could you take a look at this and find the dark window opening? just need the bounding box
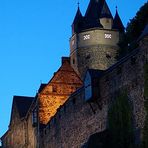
[106,54,111,59]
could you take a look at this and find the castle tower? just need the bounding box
[70,0,124,78]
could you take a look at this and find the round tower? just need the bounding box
[70,0,124,78]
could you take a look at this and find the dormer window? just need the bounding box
[84,69,101,102]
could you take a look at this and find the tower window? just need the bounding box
[105,33,112,39]
[83,34,90,40]
[106,54,111,59]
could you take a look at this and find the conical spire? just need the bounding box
[112,7,124,31]
[72,4,82,25]
[85,0,104,20]
[72,5,83,34]
[100,0,113,18]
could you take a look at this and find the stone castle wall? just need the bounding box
[41,37,148,148]
[2,104,26,148]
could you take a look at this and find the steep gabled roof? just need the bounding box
[112,9,124,31]
[13,96,34,118]
[48,60,82,84]
[100,0,113,18]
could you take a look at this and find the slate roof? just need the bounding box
[72,6,83,25]
[85,0,104,20]
[100,1,113,18]
[72,0,117,33]
[112,9,124,31]
[83,0,105,30]
[13,96,34,118]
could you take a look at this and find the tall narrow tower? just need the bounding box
[70,0,124,78]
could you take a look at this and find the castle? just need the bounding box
[1,0,148,147]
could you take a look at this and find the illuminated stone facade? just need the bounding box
[38,58,82,124]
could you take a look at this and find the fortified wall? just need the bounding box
[41,36,148,148]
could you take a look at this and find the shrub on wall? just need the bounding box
[108,91,134,148]
[143,64,148,148]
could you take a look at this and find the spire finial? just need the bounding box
[116,6,118,12]
[77,1,80,8]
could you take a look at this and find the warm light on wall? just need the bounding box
[38,61,82,125]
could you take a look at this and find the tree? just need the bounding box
[118,2,148,59]
[108,91,134,148]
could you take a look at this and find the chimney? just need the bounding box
[62,57,70,64]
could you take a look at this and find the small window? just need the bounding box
[106,54,111,59]
[32,108,38,127]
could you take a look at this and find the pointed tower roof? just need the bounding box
[112,8,124,31]
[100,0,113,18]
[72,5,83,25]
[85,0,104,20]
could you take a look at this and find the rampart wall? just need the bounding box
[41,37,148,148]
